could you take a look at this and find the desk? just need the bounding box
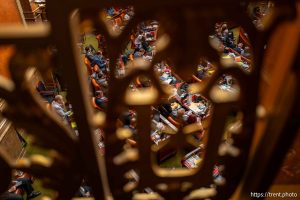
[151,114,178,145]
[182,147,202,168]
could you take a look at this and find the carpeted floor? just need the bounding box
[82,33,99,53]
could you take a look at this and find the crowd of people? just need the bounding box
[214,22,251,72]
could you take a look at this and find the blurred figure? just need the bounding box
[1,171,40,200]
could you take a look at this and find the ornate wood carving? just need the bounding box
[0,0,298,199]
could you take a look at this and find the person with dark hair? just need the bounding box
[221,28,235,48]
[90,65,108,91]
[94,51,108,73]
[225,34,235,48]
[158,104,173,118]
[242,46,251,58]
[133,48,145,58]
[106,7,115,17]
[121,54,129,65]
[85,47,107,73]
[94,90,108,110]
[235,43,245,55]
[121,111,132,126]
[141,36,150,52]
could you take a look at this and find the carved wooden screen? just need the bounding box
[0,0,298,199]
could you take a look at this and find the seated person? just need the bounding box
[93,90,108,110]
[1,171,41,200]
[151,109,168,133]
[241,62,250,71]
[220,74,233,87]
[179,92,189,104]
[85,46,95,62]
[196,65,207,80]
[141,36,150,52]
[51,95,71,121]
[159,70,176,85]
[182,110,197,123]
[91,64,108,91]
[151,108,161,122]
[171,107,186,124]
[234,43,245,55]
[157,103,172,118]
[122,114,137,146]
[95,52,108,72]
[189,94,209,116]
[213,165,225,184]
[133,48,145,58]
[242,46,251,58]
[85,47,107,72]
[177,82,189,95]
[85,45,96,56]
[124,117,137,132]
[120,111,136,126]
[134,31,144,49]
[222,29,235,49]
[191,94,202,103]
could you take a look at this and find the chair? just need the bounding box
[84,57,93,75]
[192,75,202,82]
[167,116,181,127]
[91,78,102,95]
[45,102,52,110]
[36,81,55,103]
[91,97,104,111]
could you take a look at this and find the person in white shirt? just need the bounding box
[51,95,71,121]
